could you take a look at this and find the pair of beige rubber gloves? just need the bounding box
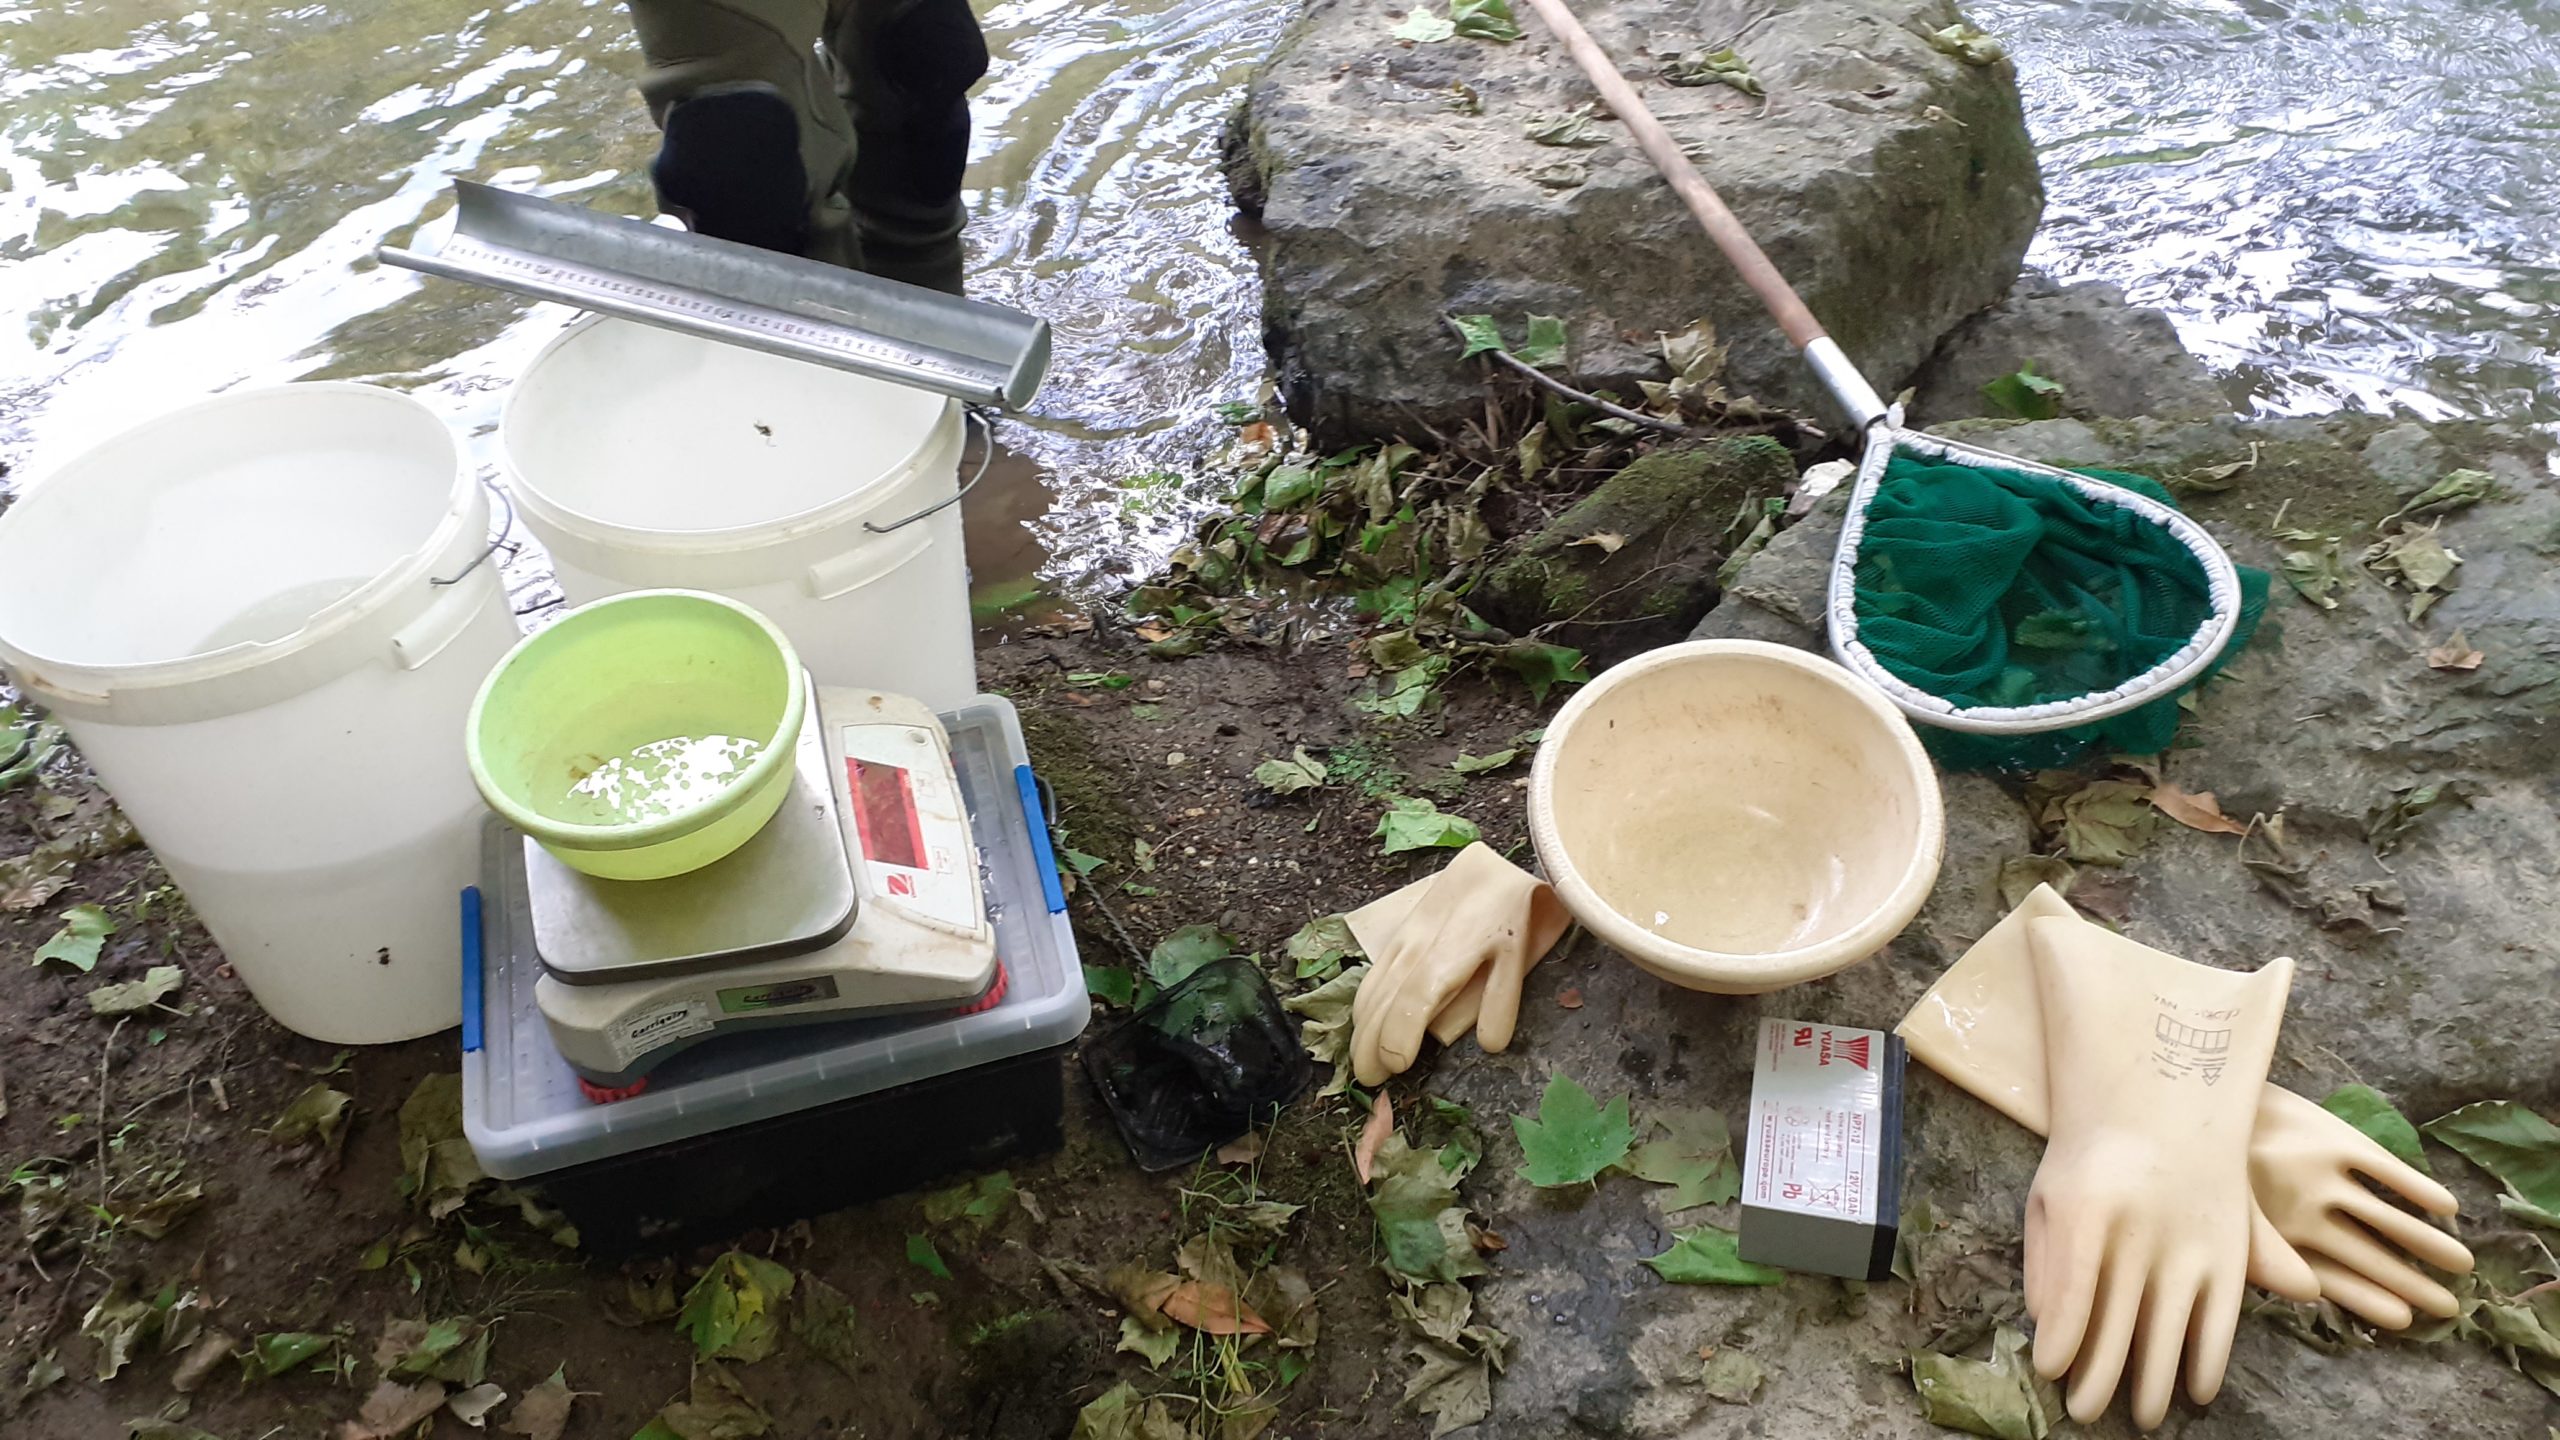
[1344,843,1571,1088]
[1899,884,2472,1429]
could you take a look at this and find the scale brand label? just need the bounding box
[1741,1018,1887,1226]
[608,998,716,1068]
[717,975,842,1014]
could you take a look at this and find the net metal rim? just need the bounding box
[1825,423,2247,737]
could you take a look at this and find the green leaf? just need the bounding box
[921,1172,1016,1229]
[1449,315,1506,360]
[1910,1326,2054,1439]
[677,1252,796,1363]
[2393,468,2498,521]
[2365,779,2468,856]
[1357,657,1449,718]
[398,1072,484,1218]
[1060,848,1106,881]
[265,1082,353,1170]
[1700,1348,1765,1404]
[1392,8,1456,43]
[1980,364,2063,420]
[1213,401,1262,426]
[793,1274,862,1380]
[1368,1133,1487,1284]
[1495,640,1589,703]
[1066,672,1135,690]
[1621,1107,1739,1210]
[1085,966,1136,1008]
[32,903,116,972]
[1284,915,1363,980]
[1252,747,1329,796]
[241,1331,338,1380]
[1282,965,1367,1095]
[1376,797,1481,856]
[1513,1074,1635,1187]
[2319,1085,2431,1175]
[1116,1314,1180,1368]
[1448,0,1524,41]
[906,1233,953,1281]
[1662,46,1764,96]
[2424,1101,2560,1220]
[1146,924,1236,988]
[1450,749,1518,777]
[1642,1225,1783,1286]
[1514,315,1568,370]
[2278,533,2350,609]
[1071,1381,1189,1440]
[640,1359,771,1440]
[1927,22,2009,66]
[87,965,183,1016]
[2046,779,2157,866]
[1525,105,1605,147]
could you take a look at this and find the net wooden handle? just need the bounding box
[1514,0,1829,351]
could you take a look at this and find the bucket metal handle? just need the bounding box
[432,473,520,588]
[862,406,997,535]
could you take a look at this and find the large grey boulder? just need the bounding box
[1906,271,2234,424]
[1229,0,2045,445]
[1430,413,2560,1436]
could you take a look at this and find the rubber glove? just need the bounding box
[1347,843,1570,1087]
[2025,916,2299,1429]
[1895,885,2469,1329]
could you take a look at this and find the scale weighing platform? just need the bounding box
[485,685,1025,1094]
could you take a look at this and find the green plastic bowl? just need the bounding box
[466,590,805,882]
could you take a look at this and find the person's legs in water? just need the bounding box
[823,0,989,294]
[623,0,867,268]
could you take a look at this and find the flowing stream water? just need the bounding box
[2,0,2553,610]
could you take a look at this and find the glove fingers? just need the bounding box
[1349,960,1409,1087]
[2244,1199,2323,1303]
[1471,938,1530,1054]
[2304,1257,2416,1331]
[2307,1209,2465,1319]
[2063,1251,2144,1424]
[2131,1275,2199,1431]
[2025,1195,2099,1368]
[2336,1189,2475,1281]
[1428,972,1487,1047]
[2183,1264,2245,1409]
[2329,1121,2460,1217]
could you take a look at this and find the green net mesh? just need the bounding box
[1850,449,2270,773]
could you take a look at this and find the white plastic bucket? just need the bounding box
[500,318,978,710]
[0,384,519,1044]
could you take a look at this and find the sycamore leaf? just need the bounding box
[243,1331,339,1380]
[1643,1225,1783,1285]
[2393,468,2497,522]
[1525,105,1606,147]
[1621,1107,1739,1210]
[1448,314,1505,359]
[1450,748,1518,776]
[1159,1282,1271,1336]
[1662,46,1764,96]
[792,1276,862,1380]
[32,903,116,972]
[1909,1326,2053,1439]
[1284,915,1362,980]
[2320,1085,2431,1175]
[1514,314,1568,369]
[641,1359,770,1440]
[1996,855,2076,910]
[1086,967,1136,1008]
[1514,1074,1634,1187]
[1700,1348,1765,1403]
[921,1171,1016,1229]
[1927,22,2009,66]
[1146,925,1236,987]
[502,1366,584,1440]
[342,1380,449,1440]
[1448,0,1524,41]
[1981,364,2063,420]
[1283,965,1366,1094]
[398,1073,484,1218]
[1116,1315,1180,1367]
[1567,531,1627,556]
[1404,1335,1504,1437]
[2426,632,2485,671]
[2279,533,2350,609]
[2147,783,2248,836]
[2047,780,2157,866]
[905,1233,953,1281]
[1496,640,1590,703]
[1376,798,1481,856]
[1072,1382,1188,1440]
[1252,747,1329,796]
[2424,1101,2560,1220]
[677,1252,795,1364]
[266,1082,354,1166]
[88,964,183,1016]
[1368,1133,1486,1284]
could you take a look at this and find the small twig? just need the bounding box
[1443,317,1692,436]
[96,1018,126,1218]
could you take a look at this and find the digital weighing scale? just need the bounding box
[506,685,1003,1096]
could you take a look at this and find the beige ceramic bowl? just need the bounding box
[1527,639,1944,993]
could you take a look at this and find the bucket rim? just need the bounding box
[1525,638,1946,992]
[0,382,482,705]
[496,314,959,553]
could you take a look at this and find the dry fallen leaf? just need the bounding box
[1355,1092,1395,1185]
[502,1367,585,1440]
[1556,986,1584,1010]
[448,1382,508,1428]
[2148,783,2249,837]
[2426,632,2485,671]
[341,1380,448,1440]
[1158,1282,1272,1336]
[1467,1222,1508,1254]
[1215,1133,1265,1166]
[1567,531,1627,556]
[1135,622,1174,643]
